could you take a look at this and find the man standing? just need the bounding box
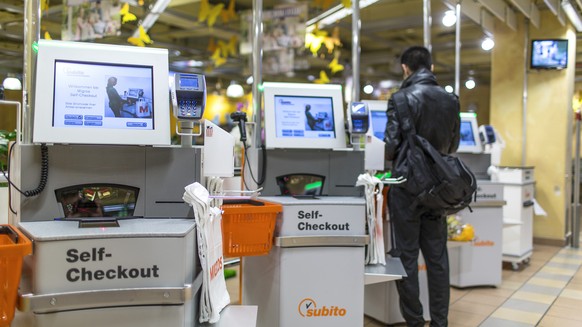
[106,76,124,117]
[384,46,460,327]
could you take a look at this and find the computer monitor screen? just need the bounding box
[263,82,346,149]
[457,113,482,153]
[531,39,568,70]
[33,40,171,145]
[274,95,335,138]
[364,100,387,140]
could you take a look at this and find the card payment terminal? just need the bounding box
[170,73,206,120]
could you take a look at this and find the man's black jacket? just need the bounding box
[384,67,460,161]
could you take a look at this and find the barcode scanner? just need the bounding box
[230,111,248,143]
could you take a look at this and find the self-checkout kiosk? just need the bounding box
[241,82,380,327]
[449,113,506,287]
[9,40,251,327]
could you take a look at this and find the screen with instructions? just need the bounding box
[274,95,336,139]
[53,60,154,130]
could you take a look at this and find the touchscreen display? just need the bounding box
[53,60,155,130]
[370,110,387,140]
[459,121,476,146]
[274,95,336,139]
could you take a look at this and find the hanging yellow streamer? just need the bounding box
[218,36,238,58]
[210,48,227,67]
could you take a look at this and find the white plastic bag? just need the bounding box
[183,182,230,324]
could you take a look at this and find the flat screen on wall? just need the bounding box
[33,40,171,146]
[530,39,568,70]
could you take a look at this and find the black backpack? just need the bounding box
[391,91,477,215]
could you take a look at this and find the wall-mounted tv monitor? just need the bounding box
[457,112,482,153]
[363,100,387,141]
[263,82,346,149]
[530,39,568,70]
[33,40,171,146]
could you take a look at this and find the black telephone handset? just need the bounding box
[230,111,248,143]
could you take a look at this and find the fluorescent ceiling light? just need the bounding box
[465,79,476,90]
[444,85,454,93]
[562,0,582,32]
[306,0,380,31]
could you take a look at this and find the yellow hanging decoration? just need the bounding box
[341,0,352,9]
[199,0,225,27]
[127,25,153,47]
[314,70,330,84]
[44,31,52,40]
[323,26,342,53]
[220,0,238,23]
[120,3,137,24]
[305,27,328,56]
[218,36,238,58]
[210,48,227,67]
[328,57,344,74]
[41,0,50,12]
[207,37,218,53]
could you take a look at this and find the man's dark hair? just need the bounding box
[400,46,432,72]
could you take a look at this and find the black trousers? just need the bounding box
[388,187,450,327]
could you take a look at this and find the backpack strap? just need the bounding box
[392,91,416,136]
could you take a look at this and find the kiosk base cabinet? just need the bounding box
[16,219,199,327]
[243,197,367,327]
[244,246,364,327]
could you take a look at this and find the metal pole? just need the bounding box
[454,2,461,96]
[572,111,581,248]
[252,0,263,147]
[351,0,361,103]
[522,18,529,167]
[423,0,432,53]
[23,0,41,144]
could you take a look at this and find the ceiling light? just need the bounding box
[442,10,457,27]
[444,85,454,93]
[246,76,254,85]
[562,0,582,32]
[465,79,476,90]
[306,0,380,31]
[3,76,21,90]
[226,82,244,98]
[363,84,374,94]
[481,37,495,51]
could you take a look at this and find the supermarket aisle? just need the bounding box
[227,244,582,327]
[364,244,582,326]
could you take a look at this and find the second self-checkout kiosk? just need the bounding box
[9,40,253,327]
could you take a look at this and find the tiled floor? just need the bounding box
[227,244,582,326]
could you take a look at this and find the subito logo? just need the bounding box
[298,298,347,317]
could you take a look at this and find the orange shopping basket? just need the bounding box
[0,225,32,327]
[221,199,282,257]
